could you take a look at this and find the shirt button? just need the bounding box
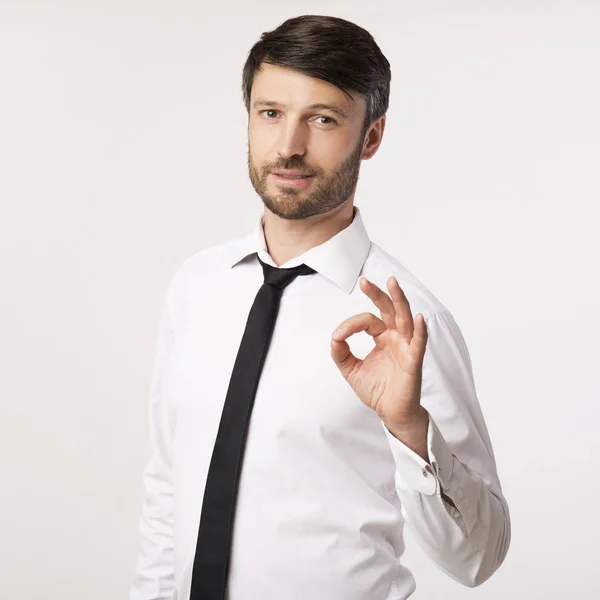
[422,467,429,477]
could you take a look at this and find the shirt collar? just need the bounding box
[229,205,372,295]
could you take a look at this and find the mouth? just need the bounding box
[271,173,315,187]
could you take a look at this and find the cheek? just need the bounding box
[311,136,353,169]
[249,135,274,164]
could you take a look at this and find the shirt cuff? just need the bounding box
[381,410,454,496]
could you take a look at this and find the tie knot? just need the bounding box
[257,255,317,290]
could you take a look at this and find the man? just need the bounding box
[130,14,511,600]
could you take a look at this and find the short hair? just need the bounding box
[242,15,391,133]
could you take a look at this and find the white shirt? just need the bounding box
[130,205,511,600]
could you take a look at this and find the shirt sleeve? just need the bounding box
[130,282,177,600]
[381,311,511,588]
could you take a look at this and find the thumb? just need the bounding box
[330,338,361,381]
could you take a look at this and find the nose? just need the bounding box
[276,120,307,160]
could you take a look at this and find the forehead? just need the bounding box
[251,63,365,120]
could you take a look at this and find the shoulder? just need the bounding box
[365,244,473,366]
[364,241,452,321]
[164,234,249,305]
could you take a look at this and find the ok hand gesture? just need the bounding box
[330,276,429,435]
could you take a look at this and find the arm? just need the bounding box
[130,287,176,600]
[381,311,511,587]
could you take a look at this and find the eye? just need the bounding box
[258,110,337,125]
[315,116,337,125]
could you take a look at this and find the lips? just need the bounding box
[273,173,312,178]
[271,172,315,187]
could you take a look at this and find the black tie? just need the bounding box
[189,254,317,599]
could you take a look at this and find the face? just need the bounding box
[247,63,373,220]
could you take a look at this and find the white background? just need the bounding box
[1,1,599,598]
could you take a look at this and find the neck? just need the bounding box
[262,200,356,267]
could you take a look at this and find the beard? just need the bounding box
[247,131,366,221]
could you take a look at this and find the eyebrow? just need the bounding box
[252,99,350,120]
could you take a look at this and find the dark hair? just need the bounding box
[242,15,391,134]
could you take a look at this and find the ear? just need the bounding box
[361,115,386,160]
